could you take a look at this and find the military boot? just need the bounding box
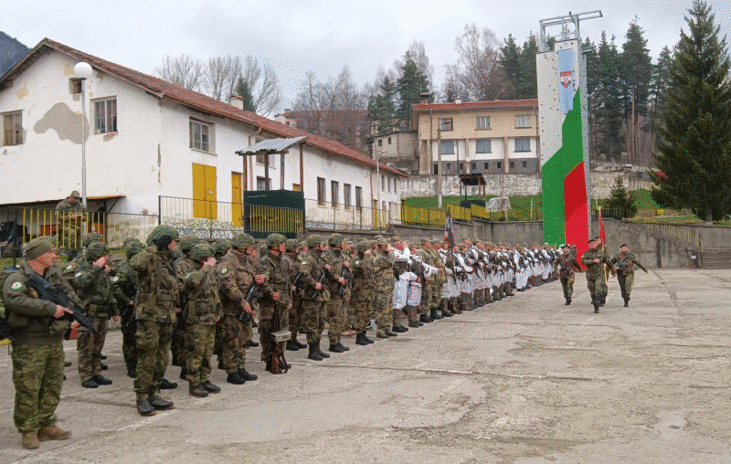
[356,333,368,346]
[160,378,177,389]
[308,343,323,360]
[148,396,174,410]
[624,296,630,307]
[93,375,112,385]
[38,425,71,441]
[593,302,600,313]
[384,328,398,337]
[316,340,330,358]
[430,308,442,320]
[189,384,209,398]
[293,338,307,349]
[286,340,301,351]
[329,343,345,353]
[336,342,349,351]
[419,313,432,323]
[136,399,156,416]
[201,380,221,393]
[238,369,258,381]
[362,332,374,344]
[226,371,246,384]
[565,297,571,305]
[22,432,39,449]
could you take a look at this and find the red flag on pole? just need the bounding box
[598,207,606,245]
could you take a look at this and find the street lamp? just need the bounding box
[74,61,93,209]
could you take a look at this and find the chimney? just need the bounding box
[420,91,431,105]
[230,94,244,110]
[455,96,462,104]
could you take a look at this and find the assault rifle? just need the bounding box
[0,317,13,341]
[25,273,96,333]
[310,269,329,300]
[338,267,351,297]
[236,281,264,325]
[175,292,188,331]
[292,272,304,290]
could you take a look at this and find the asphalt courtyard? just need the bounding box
[0,268,729,463]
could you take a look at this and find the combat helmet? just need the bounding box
[231,234,255,251]
[189,243,214,262]
[356,240,372,253]
[179,235,203,254]
[306,234,323,249]
[146,225,179,250]
[328,233,344,247]
[213,239,232,256]
[266,233,287,248]
[82,233,103,249]
[125,240,144,260]
[284,239,299,252]
[85,241,109,262]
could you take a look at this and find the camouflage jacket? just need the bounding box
[373,250,395,291]
[322,249,350,298]
[580,248,615,280]
[259,252,291,321]
[184,261,222,325]
[74,261,116,317]
[350,251,374,301]
[111,259,138,308]
[2,260,77,345]
[175,256,197,308]
[555,253,582,278]
[55,198,85,227]
[298,250,329,302]
[612,252,646,275]
[282,251,302,299]
[130,246,179,323]
[218,251,257,317]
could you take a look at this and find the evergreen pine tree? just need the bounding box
[605,176,637,218]
[235,77,257,112]
[367,77,397,136]
[500,34,522,99]
[594,32,624,161]
[396,58,429,129]
[620,20,653,118]
[517,34,538,99]
[652,0,731,222]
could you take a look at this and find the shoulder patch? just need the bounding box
[112,276,119,282]
[75,272,83,278]
[301,261,307,265]
[66,265,73,271]
[221,268,228,275]
[355,260,360,265]
[11,281,23,290]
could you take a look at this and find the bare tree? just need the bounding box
[155,54,205,92]
[240,56,283,116]
[394,40,434,88]
[444,24,506,101]
[205,56,242,102]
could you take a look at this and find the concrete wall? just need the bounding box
[681,224,731,250]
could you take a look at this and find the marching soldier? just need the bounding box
[555,244,582,305]
[611,244,648,307]
[580,237,616,313]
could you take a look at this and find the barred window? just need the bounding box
[515,138,530,152]
[3,111,22,146]
[475,139,491,153]
[441,141,455,154]
[94,98,117,134]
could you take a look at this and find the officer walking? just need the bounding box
[555,244,582,305]
[611,244,648,307]
[580,237,616,313]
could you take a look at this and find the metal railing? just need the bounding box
[159,195,248,239]
[631,219,703,252]
[7,207,158,252]
[305,198,397,231]
[447,204,472,222]
[400,205,447,228]
[249,204,303,235]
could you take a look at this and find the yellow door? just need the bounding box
[232,172,243,227]
[372,199,378,228]
[192,163,217,219]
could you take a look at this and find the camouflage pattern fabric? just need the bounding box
[11,343,64,433]
[76,316,109,382]
[184,324,215,386]
[133,320,172,402]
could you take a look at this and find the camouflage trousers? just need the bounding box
[120,305,137,372]
[11,343,64,433]
[586,273,605,301]
[326,296,345,344]
[350,293,372,333]
[617,272,634,299]
[560,275,575,299]
[134,320,173,402]
[373,291,393,335]
[77,315,109,382]
[289,296,304,339]
[302,298,327,344]
[170,319,186,368]
[258,318,285,363]
[184,324,214,386]
[217,314,246,374]
[429,280,442,310]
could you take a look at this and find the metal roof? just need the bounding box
[235,136,307,156]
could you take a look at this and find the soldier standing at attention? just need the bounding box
[580,237,616,313]
[74,242,118,388]
[259,234,292,372]
[173,236,202,379]
[183,244,222,397]
[283,239,307,352]
[611,244,648,307]
[298,235,330,361]
[111,239,143,378]
[130,225,180,416]
[218,234,262,385]
[3,238,77,449]
[351,240,375,346]
[323,234,350,353]
[555,244,582,305]
[373,237,396,338]
[55,191,86,261]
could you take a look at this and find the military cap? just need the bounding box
[146,225,179,247]
[620,243,629,248]
[266,233,287,248]
[307,235,323,248]
[70,190,81,199]
[82,233,103,248]
[189,243,214,262]
[231,234,255,250]
[328,233,344,246]
[24,237,54,260]
[213,239,232,255]
[179,235,203,253]
[125,240,144,259]
[356,240,372,253]
[560,244,569,249]
[122,237,141,249]
[85,241,109,262]
[285,239,299,252]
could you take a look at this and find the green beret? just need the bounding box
[24,237,54,260]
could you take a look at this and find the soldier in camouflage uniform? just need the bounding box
[183,243,222,397]
[351,240,375,346]
[130,225,180,416]
[283,239,307,352]
[55,191,86,260]
[3,237,75,449]
[60,232,103,285]
[580,237,616,313]
[74,242,118,388]
[172,236,202,378]
[555,244,582,305]
[111,239,143,378]
[373,237,396,338]
[259,234,292,372]
[611,244,648,307]
[217,234,261,384]
[323,233,351,353]
[213,239,232,260]
[298,235,331,361]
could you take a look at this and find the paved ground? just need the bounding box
[0,269,730,463]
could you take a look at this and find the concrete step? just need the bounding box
[701,250,731,269]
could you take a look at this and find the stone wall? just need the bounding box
[404,171,653,199]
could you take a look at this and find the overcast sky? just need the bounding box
[4,1,731,112]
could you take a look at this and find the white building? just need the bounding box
[0,39,405,233]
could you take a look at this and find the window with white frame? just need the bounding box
[475,139,491,153]
[317,177,326,205]
[514,138,530,152]
[515,114,531,128]
[331,180,339,206]
[344,183,352,209]
[189,119,212,152]
[475,116,491,130]
[3,111,23,146]
[438,118,453,131]
[441,140,455,154]
[355,186,363,210]
[256,176,267,190]
[94,98,117,134]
